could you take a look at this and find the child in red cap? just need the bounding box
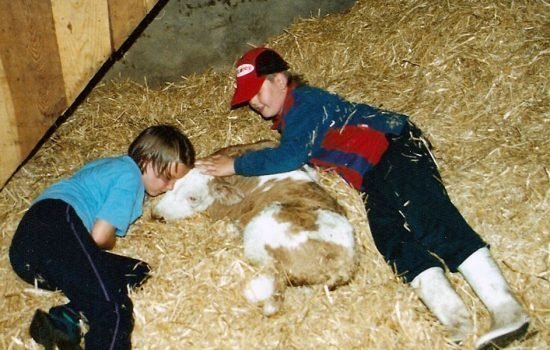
[196,47,529,349]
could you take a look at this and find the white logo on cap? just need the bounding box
[236,64,255,77]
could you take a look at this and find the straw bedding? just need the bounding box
[0,0,548,349]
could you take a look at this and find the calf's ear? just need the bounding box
[211,181,245,205]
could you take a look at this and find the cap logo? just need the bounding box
[236,63,255,78]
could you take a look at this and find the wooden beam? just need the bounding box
[108,0,147,51]
[51,0,112,103]
[0,58,20,186]
[0,0,67,185]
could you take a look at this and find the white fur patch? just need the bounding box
[243,205,354,265]
[256,168,316,188]
[243,204,309,264]
[243,275,275,303]
[262,300,279,316]
[153,169,214,220]
[308,210,355,251]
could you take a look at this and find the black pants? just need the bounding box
[364,123,486,283]
[9,199,151,349]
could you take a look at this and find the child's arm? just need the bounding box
[91,219,116,250]
[195,155,236,177]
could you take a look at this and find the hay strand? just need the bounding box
[0,0,548,349]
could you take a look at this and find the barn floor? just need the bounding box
[0,0,548,349]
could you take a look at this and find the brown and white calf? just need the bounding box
[152,141,356,316]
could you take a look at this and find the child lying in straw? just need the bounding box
[195,47,530,350]
[9,124,195,349]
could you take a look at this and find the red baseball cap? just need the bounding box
[231,47,289,108]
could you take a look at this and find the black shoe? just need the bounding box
[48,305,84,343]
[29,309,82,350]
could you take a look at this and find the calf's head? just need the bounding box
[152,168,213,220]
[152,168,245,221]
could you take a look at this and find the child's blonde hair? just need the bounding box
[128,124,195,177]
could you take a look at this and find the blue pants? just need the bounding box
[9,199,151,349]
[364,123,486,283]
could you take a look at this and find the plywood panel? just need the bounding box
[0,0,67,160]
[0,58,20,186]
[51,0,112,104]
[144,0,159,12]
[0,0,161,188]
[108,0,147,50]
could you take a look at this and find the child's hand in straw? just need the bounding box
[195,155,236,177]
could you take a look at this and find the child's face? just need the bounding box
[142,161,190,197]
[249,73,288,119]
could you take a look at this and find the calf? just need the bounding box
[152,141,356,316]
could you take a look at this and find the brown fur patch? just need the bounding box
[207,177,343,232]
[205,142,345,232]
[266,240,355,288]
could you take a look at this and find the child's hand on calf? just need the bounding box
[195,155,236,177]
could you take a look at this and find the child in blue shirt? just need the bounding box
[196,47,529,350]
[10,124,195,350]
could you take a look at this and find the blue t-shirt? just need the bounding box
[35,156,145,237]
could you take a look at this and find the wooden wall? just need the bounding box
[0,0,161,188]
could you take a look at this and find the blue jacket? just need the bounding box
[234,85,408,190]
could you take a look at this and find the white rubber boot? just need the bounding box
[458,247,530,350]
[411,267,473,343]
